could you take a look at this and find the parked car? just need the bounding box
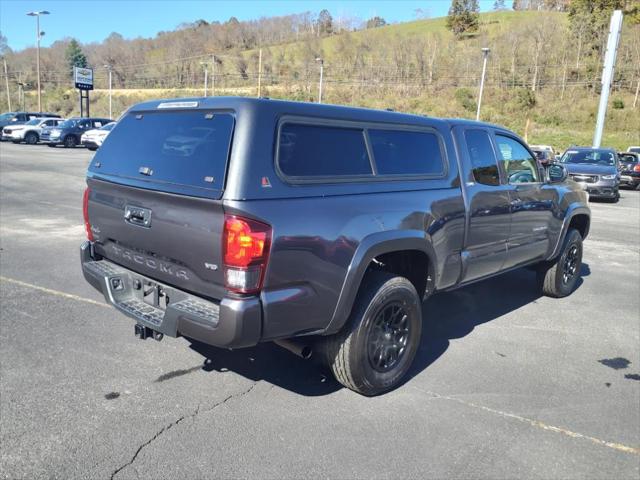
[41,117,112,148]
[559,147,620,202]
[3,117,65,144]
[531,147,554,166]
[0,111,61,140]
[81,122,116,151]
[529,144,555,156]
[618,152,640,190]
[80,97,590,396]
[627,146,640,154]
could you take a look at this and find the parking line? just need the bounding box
[420,389,639,456]
[0,276,108,308]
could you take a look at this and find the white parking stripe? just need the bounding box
[0,275,108,308]
[414,388,640,456]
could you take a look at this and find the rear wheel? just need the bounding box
[25,132,38,145]
[537,228,583,298]
[88,146,98,151]
[322,271,422,396]
[63,135,77,148]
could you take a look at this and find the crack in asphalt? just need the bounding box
[109,382,258,479]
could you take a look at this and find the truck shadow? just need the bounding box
[405,262,590,384]
[187,263,590,397]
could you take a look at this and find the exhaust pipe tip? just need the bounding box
[274,339,312,359]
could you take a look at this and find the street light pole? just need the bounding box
[476,48,490,121]
[315,57,324,103]
[104,65,112,119]
[27,10,50,113]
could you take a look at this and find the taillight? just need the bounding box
[223,214,271,294]
[83,187,94,241]
[634,164,640,172]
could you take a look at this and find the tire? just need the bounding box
[63,135,77,148]
[88,147,98,151]
[25,132,38,145]
[538,228,583,298]
[322,271,422,396]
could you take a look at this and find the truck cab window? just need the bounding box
[464,129,500,186]
[495,135,540,184]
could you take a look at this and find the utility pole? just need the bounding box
[26,10,50,112]
[315,57,324,103]
[476,47,490,121]
[104,65,112,118]
[200,61,208,96]
[211,55,216,96]
[593,10,623,148]
[2,58,10,111]
[633,79,639,109]
[257,48,262,97]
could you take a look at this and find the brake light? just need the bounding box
[83,187,94,241]
[223,215,271,293]
[634,164,640,172]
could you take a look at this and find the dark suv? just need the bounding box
[80,97,590,395]
[41,117,112,148]
[618,152,640,190]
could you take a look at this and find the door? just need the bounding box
[455,127,512,283]
[493,133,557,269]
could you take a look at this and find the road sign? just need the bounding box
[74,66,94,91]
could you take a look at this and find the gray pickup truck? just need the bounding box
[81,97,590,395]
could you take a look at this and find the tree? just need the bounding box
[446,0,480,36]
[0,31,10,57]
[365,16,387,29]
[568,0,624,61]
[493,0,507,10]
[65,39,88,73]
[317,9,333,35]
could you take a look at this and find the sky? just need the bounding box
[1,0,498,51]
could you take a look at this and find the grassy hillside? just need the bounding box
[11,11,640,151]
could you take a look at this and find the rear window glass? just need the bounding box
[92,111,234,193]
[278,123,372,177]
[369,129,443,175]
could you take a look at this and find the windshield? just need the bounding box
[26,119,41,126]
[58,119,79,128]
[100,122,115,131]
[629,147,640,154]
[560,150,616,166]
[0,113,16,121]
[619,154,639,163]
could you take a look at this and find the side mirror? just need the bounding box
[547,163,568,183]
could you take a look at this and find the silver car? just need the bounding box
[560,147,620,202]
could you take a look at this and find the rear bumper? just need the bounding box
[80,241,261,348]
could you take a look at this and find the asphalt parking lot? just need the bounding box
[1,142,639,479]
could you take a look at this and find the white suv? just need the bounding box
[4,117,65,144]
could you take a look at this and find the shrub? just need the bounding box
[455,88,477,112]
[515,88,536,110]
[612,98,624,109]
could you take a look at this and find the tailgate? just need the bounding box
[88,178,226,300]
[85,107,235,300]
